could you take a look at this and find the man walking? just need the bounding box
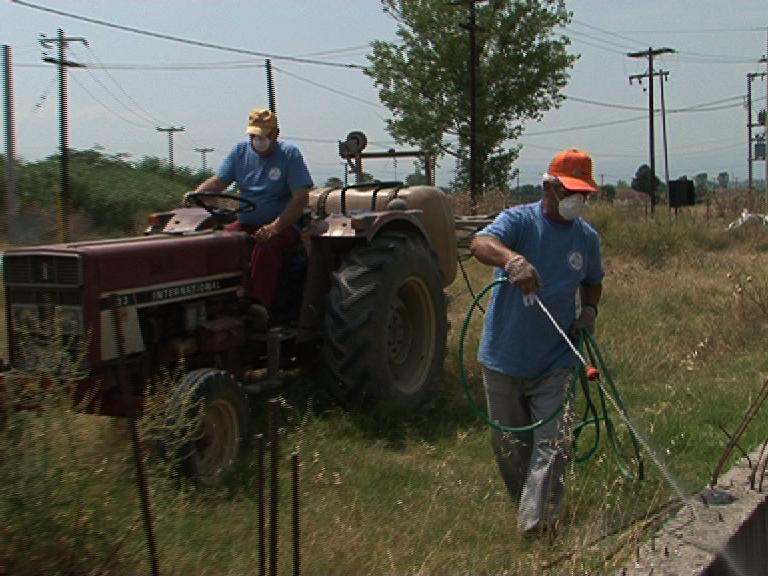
[470,149,604,534]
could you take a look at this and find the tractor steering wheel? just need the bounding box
[185,192,257,220]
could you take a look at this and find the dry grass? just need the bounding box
[3,206,768,574]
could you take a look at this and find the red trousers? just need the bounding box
[225,222,300,308]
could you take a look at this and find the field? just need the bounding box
[2,203,768,575]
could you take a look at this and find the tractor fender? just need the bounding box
[361,210,430,247]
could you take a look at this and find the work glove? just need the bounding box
[504,254,541,295]
[571,305,597,336]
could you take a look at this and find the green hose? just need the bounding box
[458,277,644,481]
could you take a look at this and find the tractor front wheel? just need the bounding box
[168,368,250,485]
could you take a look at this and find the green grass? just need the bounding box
[3,206,768,574]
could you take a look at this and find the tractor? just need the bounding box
[0,181,457,484]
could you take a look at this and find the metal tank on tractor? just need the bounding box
[0,168,457,484]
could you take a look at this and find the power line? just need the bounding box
[17,60,268,71]
[69,73,152,129]
[570,20,645,50]
[10,0,365,70]
[524,114,648,136]
[70,46,160,127]
[273,65,387,112]
[80,45,165,124]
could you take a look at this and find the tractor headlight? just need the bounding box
[55,305,84,335]
[11,303,40,332]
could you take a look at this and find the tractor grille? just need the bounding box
[7,287,88,375]
[4,254,83,286]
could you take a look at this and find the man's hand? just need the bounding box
[504,254,541,294]
[252,222,280,244]
[182,191,195,207]
[572,305,597,335]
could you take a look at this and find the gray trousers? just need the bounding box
[482,365,573,533]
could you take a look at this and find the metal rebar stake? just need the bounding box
[268,399,280,576]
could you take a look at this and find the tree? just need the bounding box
[694,172,709,194]
[324,176,344,188]
[631,164,662,196]
[717,171,729,189]
[600,184,616,204]
[366,0,574,195]
[404,161,428,186]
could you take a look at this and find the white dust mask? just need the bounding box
[558,193,585,220]
[252,136,271,153]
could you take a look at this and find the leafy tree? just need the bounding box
[600,184,616,204]
[324,176,344,188]
[631,164,662,197]
[404,161,428,186]
[616,179,629,189]
[366,0,574,195]
[694,172,709,192]
[717,171,729,189]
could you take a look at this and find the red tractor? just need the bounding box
[0,182,457,484]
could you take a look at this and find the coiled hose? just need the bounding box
[458,277,644,481]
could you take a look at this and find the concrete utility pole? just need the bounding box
[763,37,768,205]
[3,45,19,244]
[40,29,87,244]
[194,147,214,173]
[746,71,766,203]
[628,47,674,215]
[156,126,184,177]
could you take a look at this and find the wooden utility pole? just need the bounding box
[194,147,214,173]
[156,126,184,177]
[3,45,19,243]
[40,29,87,244]
[457,0,486,214]
[628,47,674,215]
[265,58,276,113]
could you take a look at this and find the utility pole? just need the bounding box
[659,70,671,213]
[3,45,19,244]
[457,0,486,214]
[265,58,276,113]
[763,40,768,207]
[194,147,214,173]
[156,126,184,177]
[746,72,766,204]
[40,29,87,243]
[628,47,675,215]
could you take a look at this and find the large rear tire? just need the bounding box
[323,231,447,411]
[169,368,250,486]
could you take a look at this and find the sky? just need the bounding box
[1,0,767,189]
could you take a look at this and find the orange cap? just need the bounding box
[547,149,599,194]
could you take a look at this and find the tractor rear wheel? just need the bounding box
[168,368,250,485]
[324,231,447,411]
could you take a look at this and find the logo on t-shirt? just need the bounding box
[567,250,583,271]
[268,167,282,181]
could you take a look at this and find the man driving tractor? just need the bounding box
[186,107,314,330]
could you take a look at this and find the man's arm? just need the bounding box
[194,175,229,194]
[470,235,516,268]
[470,234,540,294]
[579,283,602,310]
[252,186,311,242]
[182,175,230,205]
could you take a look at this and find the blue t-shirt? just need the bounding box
[477,201,604,379]
[216,140,314,227]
